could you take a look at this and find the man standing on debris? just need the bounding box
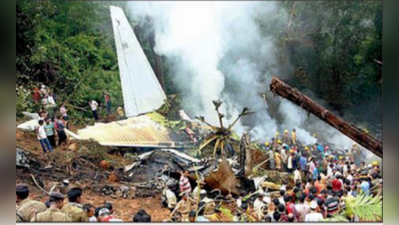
[55,115,68,147]
[116,106,125,120]
[291,129,297,145]
[62,187,89,222]
[179,170,192,194]
[275,150,282,172]
[59,102,69,127]
[282,130,290,144]
[31,192,72,222]
[267,144,275,170]
[89,100,99,120]
[36,119,53,154]
[280,145,288,170]
[16,184,47,222]
[44,117,57,148]
[103,90,112,115]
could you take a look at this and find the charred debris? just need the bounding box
[18,77,375,202]
[17,98,295,201]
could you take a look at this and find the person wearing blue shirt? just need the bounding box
[300,155,308,171]
[292,152,298,170]
[313,166,319,180]
[317,144,324,153]
[360,178,371,196]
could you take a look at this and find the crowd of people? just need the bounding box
[16,128,383,222]
[28,84,123,154]
[16,184,152,222]
[21,84,382,222]
[159,130,382,222]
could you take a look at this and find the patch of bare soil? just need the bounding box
[16,120,169,222]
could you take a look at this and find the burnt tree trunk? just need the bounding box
[239,133,253,177]
[270,77,382,158]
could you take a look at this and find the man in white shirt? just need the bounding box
[47,94,56,107]
[327,164,334,179]
[305,201,324,222]
[287,152,294,173]
[192,180,205,200]
[162,186,177,212]
[89,100,99,120]
[36,120,52,154]
[346,171,354,185]
[253,193,265,212]
[295,195,310,222]
[294,167,302,183]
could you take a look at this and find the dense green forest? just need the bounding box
[16,1,382,131]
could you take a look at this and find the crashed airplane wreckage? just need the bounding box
[71,6,295,197]
[16,6,295,200]
[65,113,193,148]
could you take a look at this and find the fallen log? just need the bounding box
[270,77,382,158]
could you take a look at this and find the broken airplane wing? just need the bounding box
[68,115,189,148]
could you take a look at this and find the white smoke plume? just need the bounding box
[128,1,287,140]
[126,1,371,151]
[278,100,317,145]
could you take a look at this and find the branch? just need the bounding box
[373,59,383,65]
[30,174,50,195]
[287,2,296,30]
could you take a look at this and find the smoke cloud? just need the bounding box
[126,1,377,155]
[127,1,288,139]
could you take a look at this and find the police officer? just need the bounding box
[199,190,216,216]
[16,183,47,222]
[62,187,89,222]
[32,192,72,222]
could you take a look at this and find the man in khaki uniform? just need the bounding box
[199,190,216,216]
[62,187,89,222]
[170,193,197,222]
[32,192,72,222]
[16,184,47,222]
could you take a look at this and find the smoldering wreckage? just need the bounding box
[17,100,297,200]
[16,5,382,218]
[16,92,381,205]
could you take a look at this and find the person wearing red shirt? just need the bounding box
[332,175,342,192]
[284,195,298,221]
[317,190,327,202]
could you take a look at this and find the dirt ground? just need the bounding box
[16,121,170,222]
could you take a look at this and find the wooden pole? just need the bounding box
[270,77,382,158]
